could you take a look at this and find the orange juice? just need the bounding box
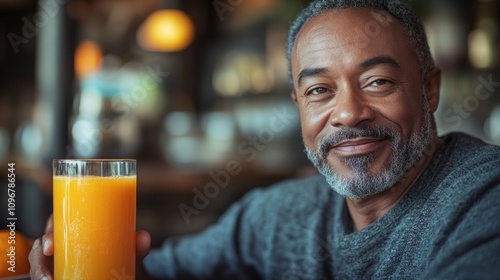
[53,175,136,280]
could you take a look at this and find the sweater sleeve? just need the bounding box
[142,188,264,280]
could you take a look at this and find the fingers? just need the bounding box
[136,230,154,280]
[29,238,53,280]
[136,230,151,261]
[42,232,54,256]
[29,214,55,279]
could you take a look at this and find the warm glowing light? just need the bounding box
[74,41,102,79]
[137,10,195,52]
[469,29,493,68]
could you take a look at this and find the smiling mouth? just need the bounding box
[331,137,389,156]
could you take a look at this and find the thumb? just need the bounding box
[137,230,151,261]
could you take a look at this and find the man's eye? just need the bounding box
[307,87,328,95]
[370,79,390,86]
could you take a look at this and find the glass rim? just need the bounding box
[53,159,136,163]
[53,159,136,177]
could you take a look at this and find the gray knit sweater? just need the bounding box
[144,133,500,279]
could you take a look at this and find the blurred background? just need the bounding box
[0,0,499,248]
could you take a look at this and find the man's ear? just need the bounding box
[291,91,298,106]
[425,67,441,113]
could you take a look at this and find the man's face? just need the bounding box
[291,8,435,198]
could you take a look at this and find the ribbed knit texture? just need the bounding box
[144,133,500,279]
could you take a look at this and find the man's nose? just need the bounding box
[329,85,375,128]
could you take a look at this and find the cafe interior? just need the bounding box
[0,0,499,248]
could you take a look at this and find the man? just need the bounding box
[30,0,500,279]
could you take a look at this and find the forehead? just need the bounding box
[292,8,417,80]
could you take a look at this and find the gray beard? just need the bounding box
[304,98,433,199]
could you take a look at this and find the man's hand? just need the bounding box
[29,215,54,280]
[29,214,152,280]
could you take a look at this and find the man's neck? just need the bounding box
[345,134,443,231]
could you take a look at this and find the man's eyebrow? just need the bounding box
[296,56,399,86]
[358,56,400,69]
[297,67,329,87]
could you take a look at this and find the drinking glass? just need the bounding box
[53,159,136,280]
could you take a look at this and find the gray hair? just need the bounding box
[286,0,434,87]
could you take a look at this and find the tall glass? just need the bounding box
[53,159,136,280]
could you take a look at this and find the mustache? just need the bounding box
[318,126,397,157]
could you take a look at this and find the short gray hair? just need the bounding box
[286,0,434,87]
